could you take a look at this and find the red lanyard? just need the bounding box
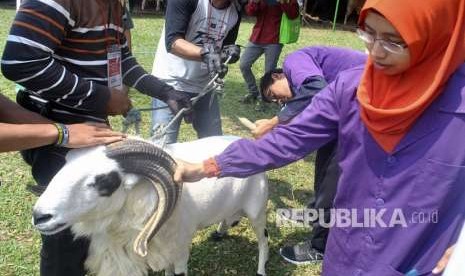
[97,0,122,49]
[206,2,228,47]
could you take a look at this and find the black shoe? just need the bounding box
[241,94,258,104]
[279,240,324,265]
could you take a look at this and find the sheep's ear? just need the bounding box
[93,171,122,197]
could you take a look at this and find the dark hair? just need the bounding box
[259,68,283,103]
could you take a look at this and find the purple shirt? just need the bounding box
[283,46,368,91]
[216,65,465,275]
[279,46,367,122]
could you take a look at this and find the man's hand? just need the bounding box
[200,44,223,76]
[106,86,132,116]
[174,159,206,183]
[252,117,279,139]
[221,45,241,64]
[164,89,193,123]
[432,244,456,274]
[65,123,126,148]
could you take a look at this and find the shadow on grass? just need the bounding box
[150,222,321,276]
[268,179,314,209]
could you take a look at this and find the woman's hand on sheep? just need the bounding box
[65,123,126,148]
[174,159,206,183]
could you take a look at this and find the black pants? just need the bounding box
[22,146,90,276]
[309,140,339,253]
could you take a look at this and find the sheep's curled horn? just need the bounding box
[105,139,181,257]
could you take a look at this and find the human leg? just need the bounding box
[191,92,222,138]
[253,43,283,111]
[311,140,339,252]
[239,42,265,101]
[263,43,283,73]
[279,140,339,265]
[151,98,181,144]
[22,146,90,276]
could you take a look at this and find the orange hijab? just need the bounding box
[356,0,465,153]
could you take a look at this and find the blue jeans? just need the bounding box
[151,91,222,144]
[239,42,283,97]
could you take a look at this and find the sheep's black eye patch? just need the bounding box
[93,171,122,197]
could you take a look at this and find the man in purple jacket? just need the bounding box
[253,46,367,264]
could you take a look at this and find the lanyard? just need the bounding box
[97,1,124,89]
[97,0,122,49]
[206,1,229,47]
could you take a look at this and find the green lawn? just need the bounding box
[0,6,364,276]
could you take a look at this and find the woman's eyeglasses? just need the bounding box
[356,28,407,55]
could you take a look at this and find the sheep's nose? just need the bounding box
[33,210,53,225]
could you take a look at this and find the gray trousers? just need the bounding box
[239,42,283,97]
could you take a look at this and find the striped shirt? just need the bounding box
[1,0,172,122]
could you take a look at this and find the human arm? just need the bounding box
[119,2,191,113]
[252,116,279,139]
[163,0,201,60]
[435,220,465,275]
[278,76,328,122]
[220,7,242,64]
[1,1,111,116]
[0,94,124,152]
[433,245,456,274]
[121,44,191,114]
[175,78,342,182]
[0,123,125,152]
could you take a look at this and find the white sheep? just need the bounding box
[32,136,269,276]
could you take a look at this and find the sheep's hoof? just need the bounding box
[256,274,265,276]
[210,230,227,241]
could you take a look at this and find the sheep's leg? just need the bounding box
[250,213,269,276]
[173,250,189,276]
[211,215,241,241]
[164,264,175,276]
[210,220,229,240]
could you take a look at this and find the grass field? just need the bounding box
[0,5,364,276]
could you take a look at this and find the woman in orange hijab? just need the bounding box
[176,0,465,275]
[357,0,465,153]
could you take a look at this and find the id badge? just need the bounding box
[107,44,123,89]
